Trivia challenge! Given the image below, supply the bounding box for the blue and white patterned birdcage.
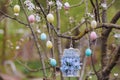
[60,48,82,77]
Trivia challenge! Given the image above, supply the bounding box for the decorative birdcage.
[60,48,82,77]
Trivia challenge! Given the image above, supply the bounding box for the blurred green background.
[0,0,120,80]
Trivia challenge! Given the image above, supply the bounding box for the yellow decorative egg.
[46,40,53,49]
[47,13,54,23]
[14,5,20,16]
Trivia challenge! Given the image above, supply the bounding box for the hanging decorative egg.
[85,48,92,56]
[47,13,54,23]
[91,20,97,28]
[90,31,97,41]
[28,15,35,23]
[40,33,47,40]
[64,2,70,10]
[50,58,57,67]
[13,5,20,16]
[46,40,53,49]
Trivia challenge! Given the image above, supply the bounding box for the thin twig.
[0,10,28,26]
[99,0,116,15]
[16,59,50,72]
[63,20,85,35]
[19,0,47,78]
[90,55,99,78]
[51,23,120,40]
[107,0,116,9]
[56,0,64,80]
[70,0,84,8]
[95,0,101,22]
[90,0,98,21]
[79,56,87,80]
[35,0,47,18]
[80,1,89,80]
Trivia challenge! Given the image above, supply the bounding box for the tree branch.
[35,0,47,18]
[111,11,120,23]
[63,20,85,35]
[103,46,120,75]
[107,0,116,9]
[90,0,96,9]
[90,0,98,21]
[16,59,50,72]
[70,0,84,8]
[100,11,120,71]
[95,0,101,22]
[1,9,119,41]
[19,0,47,78]
[55,0,64,79]
[0,10,28,26]
[51,23,120,40]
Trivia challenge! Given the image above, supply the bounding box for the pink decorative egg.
[28,15,35,23]
[90,31,97,41]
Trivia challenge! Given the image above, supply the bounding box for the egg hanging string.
[85,12,98,80]
[86,16,99,80]
[79,0,89,79]
[48,2,56,79]
[70,36,73,48]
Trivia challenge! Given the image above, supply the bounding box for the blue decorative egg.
[40,33,47,40]
[50,58,57,67]
[85,48,92,56]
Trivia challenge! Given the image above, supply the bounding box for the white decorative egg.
[64,2,70,10]
[91,20,97,28]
